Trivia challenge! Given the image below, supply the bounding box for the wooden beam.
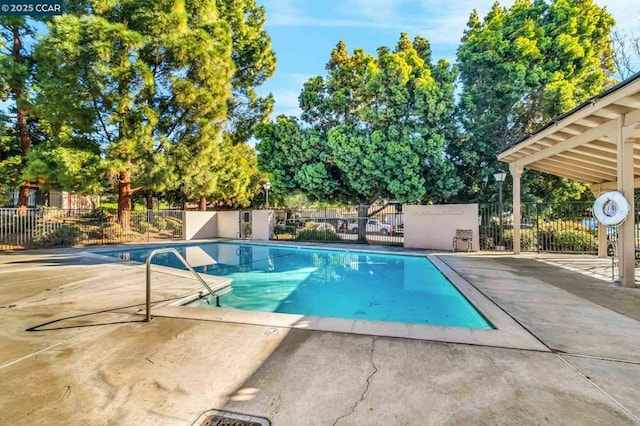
[588,140,640,160]
[539,158,617,180]
[624,108,640,127]
[527,163,602,183]
[534,159,616,181]
[600,104,632,116]
[575,118,603,128]
[564,123,592,134]
[553,152,619,172]
[617,119,637,287]
[573,144,618,161]
[592,109,622,119]
[504,119,618,165]
[597,177,640,190]
[578,115,609,127]
[545,134,570,142]
[615,95,640,109]
[499,77,640,159]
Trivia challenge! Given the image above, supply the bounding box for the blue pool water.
[101,242,492,329]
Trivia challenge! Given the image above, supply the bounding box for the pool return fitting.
[144,248,232,321]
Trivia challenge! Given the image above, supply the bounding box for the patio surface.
[0,242,639,425]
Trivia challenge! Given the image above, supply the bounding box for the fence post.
[536,203,540,254]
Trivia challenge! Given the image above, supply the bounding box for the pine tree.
[36,0,235,225]
[452,0,615,202]
[0,17,35,213]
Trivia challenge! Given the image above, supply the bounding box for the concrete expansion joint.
[332,336,378,426]
[557,354,640,423]
[554,350,640,366]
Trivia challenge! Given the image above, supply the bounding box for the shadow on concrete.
[490,257,640,322]
[24,299,182,332]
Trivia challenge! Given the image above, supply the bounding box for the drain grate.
[196,410,270,426]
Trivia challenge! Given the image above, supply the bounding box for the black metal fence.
[239,210,252,239]
[0,208,184,250]
[479,201,633,254]
[271,204,404,246]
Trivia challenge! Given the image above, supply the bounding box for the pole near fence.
[536,203,540,254]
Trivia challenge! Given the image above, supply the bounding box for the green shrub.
[138,220,151,233]
[101,223,140,240]
[536,221,596,251]
[502,229,538,251]
[32,225,86,248]
[81,207,110,220]
[274,225,296,235]
[154,217,168,231]
[164,216,183,229]
[296,228,341,241]
[555,230,596,252]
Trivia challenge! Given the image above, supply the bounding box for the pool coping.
[88,240,550,352]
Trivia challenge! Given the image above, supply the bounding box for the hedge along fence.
[0,207,185,250]
[501,221,598,253]
[480,201,607,254]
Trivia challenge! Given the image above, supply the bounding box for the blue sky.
[256,0,640,118]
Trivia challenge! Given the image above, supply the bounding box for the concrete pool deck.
[0,242,639,425]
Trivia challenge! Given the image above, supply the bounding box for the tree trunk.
[16,185,30,216]
[146,190,153,210]
[198,197,207,211]
[12,26,32,217]
[357,203,369,243]
[118,171,132,231]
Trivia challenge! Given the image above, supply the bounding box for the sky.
[256,0,640,118]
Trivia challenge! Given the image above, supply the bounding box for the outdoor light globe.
[493,170,507,182]
[263,181,271,191]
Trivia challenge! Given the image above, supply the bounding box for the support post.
[613,118,637,287]
[509,163,523,254]
[590,183,609,258]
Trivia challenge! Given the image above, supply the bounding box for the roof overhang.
[498,73,640,188]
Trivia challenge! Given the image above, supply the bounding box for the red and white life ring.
[592,191,630,227]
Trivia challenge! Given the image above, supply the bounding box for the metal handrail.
[145,248,227,322]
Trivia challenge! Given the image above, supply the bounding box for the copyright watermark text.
[0,0,63,16]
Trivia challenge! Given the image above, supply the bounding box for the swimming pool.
[101,242,492,329]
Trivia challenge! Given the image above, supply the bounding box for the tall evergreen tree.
[36,0,235,225]
[217,0,276,145]
[452,0,615,203]
[257,34,459,241]
[0,17,35,213]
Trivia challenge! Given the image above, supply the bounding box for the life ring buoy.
[593,191,630,227]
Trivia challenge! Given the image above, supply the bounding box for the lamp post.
[493,169,507,250]
[263,181,271,209]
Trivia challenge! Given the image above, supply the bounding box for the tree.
[36,0,235,226]
[257,34,460,241]
[175,0,275,210]
[217,0,276,145]
[452,0,615,203]
[0,17,36,214]
[22,145,104,198]
[207,137,263,209]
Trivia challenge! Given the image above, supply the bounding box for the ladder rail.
[145,248,222,321]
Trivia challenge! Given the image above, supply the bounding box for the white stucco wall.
[183,211,217,240]
[252,210,274,240]
[403,204,479,251]
[217,211,240,239]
